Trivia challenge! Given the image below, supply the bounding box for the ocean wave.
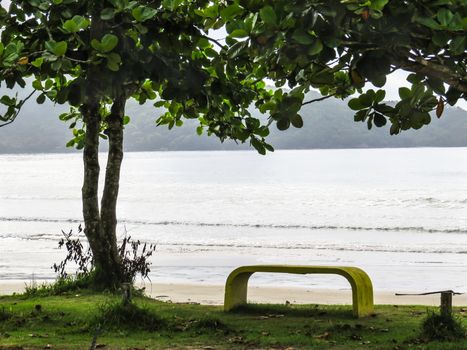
[1,216,467,235]
[154,242,467,255]
[1,234,466,255]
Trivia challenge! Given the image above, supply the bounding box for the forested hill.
[1,91,466,154]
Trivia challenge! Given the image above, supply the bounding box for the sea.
[1,148,466,293]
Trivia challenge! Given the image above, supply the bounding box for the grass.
[421,311,465,341]
[0,291,465,349]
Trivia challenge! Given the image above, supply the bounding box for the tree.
[214,0,466,132]
[0,0,465,288]
[0,0,272,289]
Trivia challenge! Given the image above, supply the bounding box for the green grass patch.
[0,292,465,349]
[94,300,166,331]
[23,274,95,297]
[421,312,465,341]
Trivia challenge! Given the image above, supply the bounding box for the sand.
[1,280,466,306]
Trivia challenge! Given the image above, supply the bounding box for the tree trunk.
[79,2,125,289]
[80,103,106,287]
[100,95,127,284]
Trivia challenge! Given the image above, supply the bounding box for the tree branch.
[394,56,467,94]
[302,93,336,106]
[200,35,225,49]
[0,90,36,128]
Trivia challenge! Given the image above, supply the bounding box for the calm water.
[1,148,466,292]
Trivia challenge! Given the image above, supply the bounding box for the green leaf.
[437,8,453,26]
[308,40,323,56]
[32,79,42,90]
[354,109,367,122]
[101,8,116,21]
[123,116,130,125]
[276,118,290,131]
[31,57,44,68]
[106,53,122,71]
[45,40,67,57]
[0,95,16,106]
[292,30,314,45]
[290,114,304,128]
[390,123,400,135]
[227,40,249,59]
[414,15,441,30]
[358,93,373,108]
[373,112,386,127]
[348,98,363,111]
[66,139,75,148]
[220,4,243,20]
[374,90,386,103]
[230,29,248,38]
[259,6,277,25]
[132,5,157,22]
[251,137,266,155]
[36,93,46,104]
[399,87,411,100]
[449,36,465,55]
[63,16,90,33]
[92,34,119,53]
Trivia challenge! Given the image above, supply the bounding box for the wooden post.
[440,291,452,316]
[122,283,132,305]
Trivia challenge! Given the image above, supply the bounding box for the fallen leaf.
[314,332,331,340]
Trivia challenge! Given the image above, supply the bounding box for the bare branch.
[200,35,225,49]
[302,93,336,106]
[0,90,37,128]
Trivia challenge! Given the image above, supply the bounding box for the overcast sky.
[1,0,465,109]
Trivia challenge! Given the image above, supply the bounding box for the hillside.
[0,91,466,154]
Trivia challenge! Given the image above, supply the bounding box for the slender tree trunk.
[80,103,106,285]
[99,94,127,284]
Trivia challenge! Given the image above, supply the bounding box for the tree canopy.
[0,0,273,150]
[0,0,465,288]
[1,1,466,151]
[212,0,466,136]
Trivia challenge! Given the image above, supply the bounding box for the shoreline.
[1,280,466,306]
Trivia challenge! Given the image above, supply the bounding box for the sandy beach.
[1,280,466,306]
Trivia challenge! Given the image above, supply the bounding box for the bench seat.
[224,265,374,318]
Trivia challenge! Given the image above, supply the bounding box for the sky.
[0,0,465,109]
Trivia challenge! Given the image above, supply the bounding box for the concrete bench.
[224,265,374,318]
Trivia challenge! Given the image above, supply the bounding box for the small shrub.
[421,312,465,341]
[0,306,12,322]
[53,225,156,289]
[53,225,92,278]
[94,301,165,331]
[118,234,156,283]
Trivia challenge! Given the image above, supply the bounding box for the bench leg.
[350,274,374,318]
[224,272,253,311]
